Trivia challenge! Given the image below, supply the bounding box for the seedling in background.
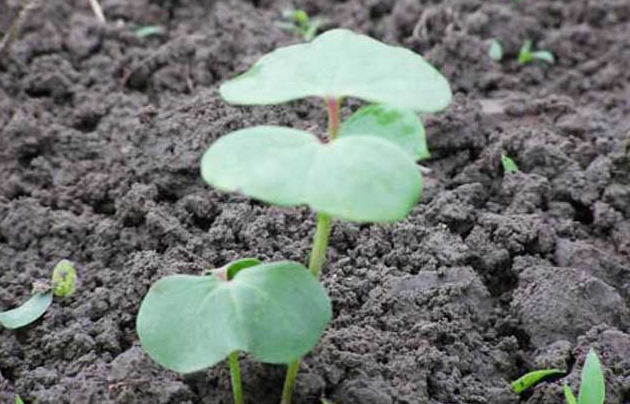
[137,29,451,404]
[501,154,519,173]
[564,349,605,404]
[518,40,555,64]
[489,39,503,61]
[0,260,77,330]
[511,368,564,394]
[133,25,166,38]
[276,9,326,41]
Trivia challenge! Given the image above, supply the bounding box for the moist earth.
[1,0,630,403]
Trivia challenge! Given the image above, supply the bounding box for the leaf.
[564,384,578,404]
[0,292,53,330]
[52,259,77,298]
[201,126,422,223]
[531,50,555,64]
[511,368,564,394]
[489,39,503,61]
[134,25,165,38]
[137,261,331,373]
[321,399,336,404]
[578,349,605,404]
[501,154,519,173]
[338,104,429,161]
[518,40,533,64]
[226,258,262,280]
[15,396,25,404]
[220,29,451,112]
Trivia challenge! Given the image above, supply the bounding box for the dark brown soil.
[1,0,630,403]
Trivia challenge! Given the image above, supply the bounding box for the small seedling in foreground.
[0,260,77,330]
[15,395,25,404]
[511,368,564,394]
[276,9,325,41]
[518,40,555,64]
[564,349,605,404]
[501,154,519,173]
[489,39,503,61]
[137,29,451,404]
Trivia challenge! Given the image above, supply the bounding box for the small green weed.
[518,40,555,64]
[501,154,519,173]
[0,260,77,330]
[276,9,325,41]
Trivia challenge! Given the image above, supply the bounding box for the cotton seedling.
[489,39,503,61]
[501,154,519,173]
[0,260,77,330]
[276,9,325,41]
[15,395,25,404]
[137,29,451,404]
[518,40,555,64]
[563,349,605,404]
[511,368,564,394]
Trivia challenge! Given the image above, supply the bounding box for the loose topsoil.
[1,0,630,403]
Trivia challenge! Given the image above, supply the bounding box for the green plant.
[511,368,564,394]
[489,39,503,61]
[137,29,451,404]
[501,154,519,173]
[518,40,555,64]
[0,260,77,330]
[564,349,605,404]
[15,395,25,404]
[276,9,325,41]
[133,25,165,38]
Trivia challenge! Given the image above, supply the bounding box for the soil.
[1,0,630,403]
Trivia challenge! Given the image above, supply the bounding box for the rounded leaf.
[136,261,331,373]
[220,29,451,112]
[201,126,422,223]
[0,292,53,330]
[52,259,77,298]
[338,104,429,161]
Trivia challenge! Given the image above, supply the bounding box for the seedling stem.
[228,352,244,404]
[281,98,339,404]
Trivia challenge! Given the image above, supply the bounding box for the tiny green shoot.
[321,399,335,404]
[501,154,519,173]
[138,29,451,404]
[15,396,25,404]
[134,25,165,38]
[277,9,325,41]
[489,39,503,61]
[564,349,605,404]
[518,40,555,64]
[0,260,77,330]
[511,368,564,394]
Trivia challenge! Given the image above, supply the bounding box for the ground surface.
[1,0,630,403]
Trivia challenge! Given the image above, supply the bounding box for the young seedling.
[518,40,555,64]
[138,29,451,404]
[501,154,519,173]
[137,259,331,404]
[511,368,564,394]
[276,9,325,41]
[15,395,25,404]
[489,39,503,61]
[563,349,605,404]
[133,25,166,38]
[0,260,77,330]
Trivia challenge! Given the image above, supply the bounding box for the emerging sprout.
[489,39,503,61]
[518,40,555,64]
[564,349,605,404]
[511,368,564,394]
[276,9,325,41]
[0,260,77,330]
[501,154,519,173]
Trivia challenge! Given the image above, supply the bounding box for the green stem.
[280,98,339,404]
[229,352,244,404]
